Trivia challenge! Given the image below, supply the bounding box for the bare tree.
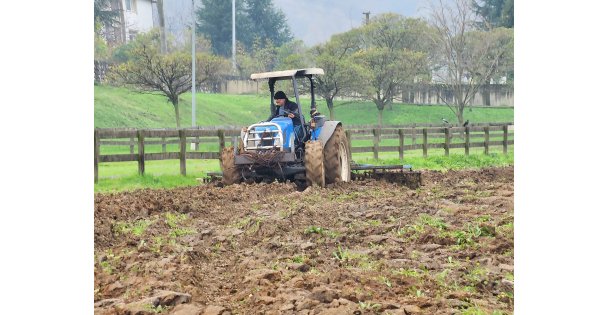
[110,32,230,128]
[426,0,513,125]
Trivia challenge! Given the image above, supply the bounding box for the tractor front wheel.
[305,140,325,187]
[221,146,241,185]
[323,125,351,184]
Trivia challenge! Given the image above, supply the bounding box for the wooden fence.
[94,122,514,183]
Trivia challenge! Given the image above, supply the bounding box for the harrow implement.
[350,164,422,189]
[202,163,421,189]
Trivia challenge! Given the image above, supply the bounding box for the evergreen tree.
[196,0,292,57]
[196,0,247,57]
[472,0,513,29]
[94,0,119,32]
[243,0,292,49]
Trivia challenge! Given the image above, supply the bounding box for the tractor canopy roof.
[250,68,324,81]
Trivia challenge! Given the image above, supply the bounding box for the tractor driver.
[270,91,304,144]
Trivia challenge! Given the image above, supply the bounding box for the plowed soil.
[94,167,514,315]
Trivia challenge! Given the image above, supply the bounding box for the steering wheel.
[282,110,300,119]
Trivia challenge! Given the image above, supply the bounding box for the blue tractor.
[220,68,350,187]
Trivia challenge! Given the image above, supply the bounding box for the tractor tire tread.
[323,125,350,184]
[221,146,240,185]
[305,140,325,187]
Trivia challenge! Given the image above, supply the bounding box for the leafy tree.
[109,31,230,128]
[356,14,430,126]
[95,26,111,60]
[427,0,513,124]
[311,30,368,120]
[275,40,311,70]
[235,37,277,78]
[354,47,427,127]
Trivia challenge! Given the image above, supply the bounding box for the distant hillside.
[94,85,514,128]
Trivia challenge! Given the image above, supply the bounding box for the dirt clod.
[95,167,514,314]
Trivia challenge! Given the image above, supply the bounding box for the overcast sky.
[164,0,427,47]
[273,0,425,46]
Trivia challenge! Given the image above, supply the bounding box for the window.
[128,30,138,41]
[125,0,136,12]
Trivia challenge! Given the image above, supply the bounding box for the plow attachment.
[201,164,422,189]
[351,164,422,189]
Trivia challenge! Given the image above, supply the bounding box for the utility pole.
[232,0,236,70]
[363,11,370,25]
[157,0,167,53]
[191,0,197,149]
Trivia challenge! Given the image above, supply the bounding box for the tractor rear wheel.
[221,146,240,185]
[305,140,325,187]
[323,125,351,184]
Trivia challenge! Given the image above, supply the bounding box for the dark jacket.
[268,99,301,125]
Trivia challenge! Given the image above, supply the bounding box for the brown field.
[94,166,514,315]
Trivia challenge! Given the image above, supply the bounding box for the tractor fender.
[317,121,342,148]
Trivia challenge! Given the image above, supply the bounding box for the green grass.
[352,150,514,170]
[94,85,513,128]
[94,85,514,193]
[94,150,513,193]
[95,173,203,193]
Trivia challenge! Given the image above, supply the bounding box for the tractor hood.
[245,117,294,151]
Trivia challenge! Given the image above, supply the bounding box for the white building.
[103,0,159,44]
[122,0,157,41]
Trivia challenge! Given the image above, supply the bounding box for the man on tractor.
[268,90,304,146]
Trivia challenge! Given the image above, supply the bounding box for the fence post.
[465,127,470,156]
[444,127,450,156]
[161,136,166,153]
[373,128,379,160]
[195,136,200,151]
[423,128,428,158]
[484,126,490,155]
[218,130,226,154]
[503,124,508,154]
[179,129,187,176]
[411,124,416,146]
[137,130,145,176]
[398,129,404,161]
[345,130,352,161]
[129,136,134,154]
[94,129,99,184]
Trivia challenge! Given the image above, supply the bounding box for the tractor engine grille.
[243,122,284,151]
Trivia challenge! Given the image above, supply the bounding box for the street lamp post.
[191,0,197,150]
[232,0,236,70]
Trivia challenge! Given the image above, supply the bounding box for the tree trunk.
[326,98,335,120]
[482,80,491,106]
[173,101,181,128]
[456,106,464,127]
[377,108,384,128]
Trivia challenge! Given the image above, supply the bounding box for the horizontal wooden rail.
[350,132,513,141]
[94,123,514,183]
